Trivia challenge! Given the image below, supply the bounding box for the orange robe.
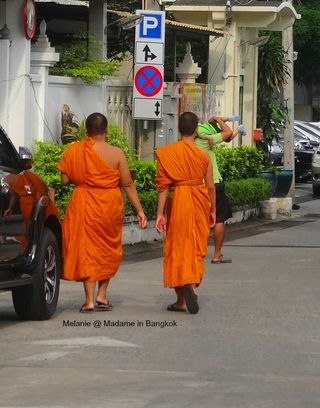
[57,138,123,282]
[156,140,211,288]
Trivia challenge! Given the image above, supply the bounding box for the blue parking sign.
[135,10,165,43]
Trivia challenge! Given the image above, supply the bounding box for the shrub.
[32,142,74,216]
[130,160,157,192]
[125,190,158,220]
[225,178,272,208]
[216,145,264,181]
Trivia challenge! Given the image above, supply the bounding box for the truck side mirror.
[19,146,33,170]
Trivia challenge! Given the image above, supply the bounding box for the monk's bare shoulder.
[106,144,125,158]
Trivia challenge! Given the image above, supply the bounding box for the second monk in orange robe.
[155,112,216,314]
[57,113,147,313]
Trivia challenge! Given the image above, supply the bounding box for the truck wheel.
[12,228,61,320]
[312,180,320,198]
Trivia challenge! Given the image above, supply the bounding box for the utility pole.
[282,0,295,202]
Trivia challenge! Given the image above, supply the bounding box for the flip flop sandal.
[79,304,94,313]
[182,285,199,314]
[211,257,232,264]
[167,304,187,312]
[95,300,113,311]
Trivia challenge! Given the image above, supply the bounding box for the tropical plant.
[62,114,87,144]
[257,33,290,164]
[258,34,290,98]
[256,100,288,159]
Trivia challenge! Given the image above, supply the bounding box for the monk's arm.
[204,160,216,226]
[156,189,168,233]
[119,152,147,228]
[60,172,70,185]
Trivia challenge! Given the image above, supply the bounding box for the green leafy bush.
[130,160,157,192]
[225,178,272,208]
[125,191,158,220]
[216,145,264,181]
[32,142,74,216]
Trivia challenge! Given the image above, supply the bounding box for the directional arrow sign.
[133,98,163,120]
[135,42,164,65]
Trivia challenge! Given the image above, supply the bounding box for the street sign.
[133,98,163,120]
[133,65,164,99]
[133,10,165,120]
[135,42,164,65]
[135,10,165,43]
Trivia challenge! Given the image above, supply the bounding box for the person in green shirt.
[195,116,242,264]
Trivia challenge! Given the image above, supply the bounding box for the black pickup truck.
[0,126,62,320]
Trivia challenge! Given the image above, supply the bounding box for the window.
[0,128,19,170]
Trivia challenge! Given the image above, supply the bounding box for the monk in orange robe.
[57,113,147,313]
[155,112,216,314]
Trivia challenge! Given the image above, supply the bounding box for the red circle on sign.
[134,66,163,97]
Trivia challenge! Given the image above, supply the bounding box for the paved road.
[1,184,320,407]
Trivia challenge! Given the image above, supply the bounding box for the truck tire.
[12,228,61,320]
[312,180,320,198]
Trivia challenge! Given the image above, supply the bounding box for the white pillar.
[88,0,107,59]
[0,39,10,131]
[6,0,31,148]
[30,20,59,144]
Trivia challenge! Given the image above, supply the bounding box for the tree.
[50,33,119,84]
[293,0,320,86]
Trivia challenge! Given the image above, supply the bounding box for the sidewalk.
[123,188,315,264]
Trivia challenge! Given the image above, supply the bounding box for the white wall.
[46,76,106,144]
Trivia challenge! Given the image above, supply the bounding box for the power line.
[0,73,57,143]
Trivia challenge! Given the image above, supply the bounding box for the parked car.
[312,147,320,197]
[294,129,319,151]
[295,148,314,182]
[269,133,314,182]
[0,126,62,320]
[294,121,320,144]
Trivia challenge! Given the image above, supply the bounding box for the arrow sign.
[143,45,157,62]
[133,98,162,120]
[135,42,164,65]
[155,101,161,116]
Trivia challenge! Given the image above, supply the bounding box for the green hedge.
[225,178,272,208]
[32,137,270,220]
[216,145,264,181]
[124,178,272,220]
[130,160,157,192]
[32,142,73,217]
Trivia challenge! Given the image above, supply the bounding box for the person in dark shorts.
[195,116,243,263]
